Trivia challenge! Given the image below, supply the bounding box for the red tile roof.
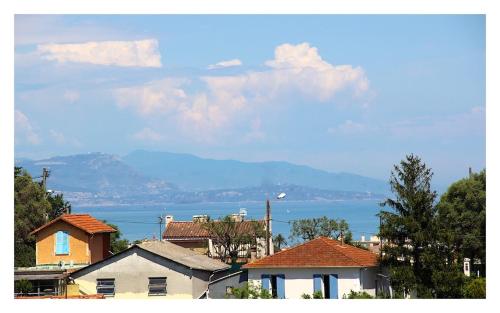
[163,220,265,239]
[30,214,117,236]
[242,237,378,268]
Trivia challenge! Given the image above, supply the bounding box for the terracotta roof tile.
[30,214,117,236]
[242,237,378,268]
[163,220,265,239]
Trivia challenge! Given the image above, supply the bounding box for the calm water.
[73,199,383,242]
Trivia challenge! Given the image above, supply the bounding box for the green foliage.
[463,277,486,299]
[230,282,272,299]
[102,221,130,254]
[15,279,33,295]
[379,154,438,298]
[346,290,374,299]
[290,216,352,243]
[47,193,71,220]
[14,167,51,267]
[301,293,311,299]
[273,233,287,251]
[436,170,486,270]
[202,216,265,264]
[312,290,323,299]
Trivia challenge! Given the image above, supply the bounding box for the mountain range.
[15,150,389,206]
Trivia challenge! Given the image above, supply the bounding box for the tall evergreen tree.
[379,154,437,298]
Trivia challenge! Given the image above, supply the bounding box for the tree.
[435,170,486,271]
[14,167,51,267]
[202,216,265,264]
[47,193,71,220]
[230,282,272,299]
[290,216,352,243]
[273,233,287,252]
[379,154,438,298]
[101,221,130,254]
[463,277,486,298]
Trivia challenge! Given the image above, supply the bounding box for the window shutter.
[62,231,69,254]
[276,274,285,299]
[261,274,270,290]
[55,231,63,254]
[313,274,322,294]
[329,274,338,299]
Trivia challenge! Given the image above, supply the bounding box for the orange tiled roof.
[242,237,378,268]
[30,214,117,236]
[163,220,265,239]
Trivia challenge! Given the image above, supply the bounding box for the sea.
[73,199,384,243]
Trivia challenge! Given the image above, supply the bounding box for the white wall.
[248,267,377,299]
[72,247,199,299]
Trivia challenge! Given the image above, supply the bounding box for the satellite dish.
[277,192,286,199]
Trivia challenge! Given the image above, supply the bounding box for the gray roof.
[138,240,230,272]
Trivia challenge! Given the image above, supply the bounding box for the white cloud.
[63,90,80,103]
[114,78,188,116]
[37,39,162,68]
[244,118,266,142]
[207,59,243,70]
[15,110,40,145]
[132,127,164,142]
[113,42,370,142]
[328,120,367,135]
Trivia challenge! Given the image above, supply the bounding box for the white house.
[69,240,230,299]
[242,236,379,299]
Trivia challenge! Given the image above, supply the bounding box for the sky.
[14,15,485,186]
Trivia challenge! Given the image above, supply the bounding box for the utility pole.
[266,199,271,256]
[469,166,472,178]
[158,215,164,241]
[41,168,50,191]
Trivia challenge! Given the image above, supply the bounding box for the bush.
[15,279,33,295]
[346,290,374,299]
[230,282,273,299]
[463,277,486,299]
[301,293,311,299]
[312,291,323,299]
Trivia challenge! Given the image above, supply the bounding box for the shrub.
[346,290,374,299]
[301,293,311,299]
[463,277,486,299]
[312,291,324,299]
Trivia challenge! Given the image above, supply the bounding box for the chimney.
[192,215,208,223]
[165,215,174,225]
[464,258,471,277]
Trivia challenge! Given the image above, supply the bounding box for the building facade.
[69,241,230,299]
[243,237,379,299]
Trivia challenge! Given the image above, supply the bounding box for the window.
[96,278,115,296]
[313,274,338,299]
[262,274,285,299]
[148,277,167,296]
[55,231,69,255]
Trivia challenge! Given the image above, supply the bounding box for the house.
[69,240,230,299]
[352,235,381,254]
[29,214,117,267]
[242,236,379,299]
[162,213,273,262]
[204,270,248,299]
[14,214,116,297]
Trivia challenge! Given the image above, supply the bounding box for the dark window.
[323,275,331,299]
[270,275,278,298]
[148,277,167,296]
[96,278,115,297]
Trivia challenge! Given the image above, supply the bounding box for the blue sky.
[14,15,485,186]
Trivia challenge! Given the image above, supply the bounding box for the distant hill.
[15,152,176,196]
[15,151,389,206]
[122,150,389,194]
